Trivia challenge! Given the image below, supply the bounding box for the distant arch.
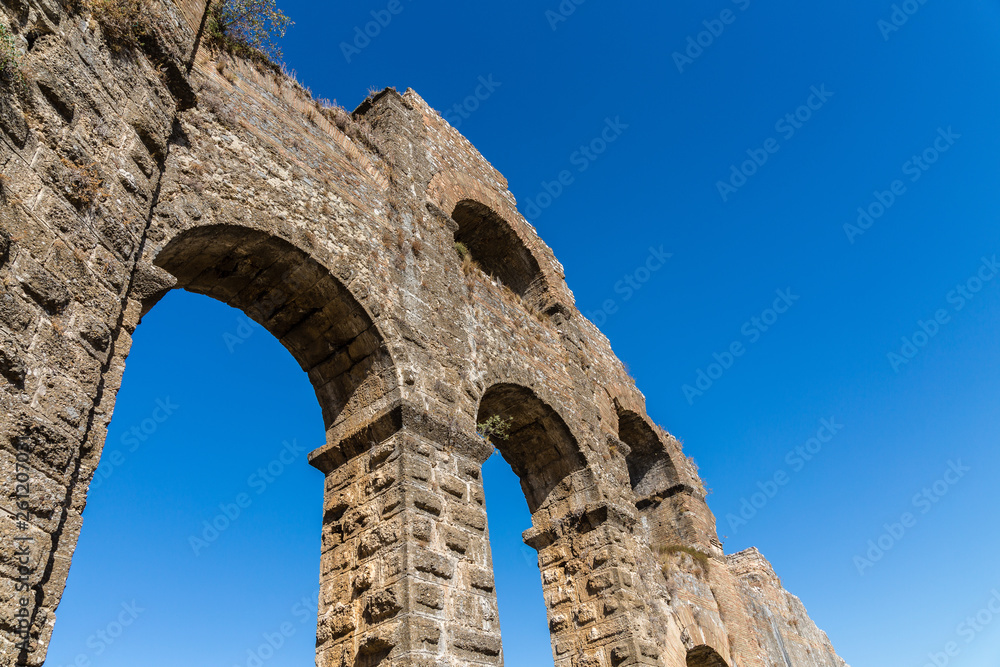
[617,407,681,500]
[687,645,730,667]
[152,224,396,432]
[476,383,586,514]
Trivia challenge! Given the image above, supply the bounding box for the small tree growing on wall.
[477,415,512,456]
[206,0,292,67]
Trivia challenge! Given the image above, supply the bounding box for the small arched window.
[687,645,730,667]
[452,199,545,302]
[617,408,681,500]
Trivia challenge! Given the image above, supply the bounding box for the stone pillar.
[524,498,662,667]
[309,407,503,667]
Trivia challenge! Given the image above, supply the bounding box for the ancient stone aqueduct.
[0,0,850,664]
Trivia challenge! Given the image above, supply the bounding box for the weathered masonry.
[0,0,849,665]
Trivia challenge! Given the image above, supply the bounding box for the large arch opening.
[46,224,394,666]
[151,224,396,432]
[452,200,545,303]
[476,383,589,665]
[687,645,730,667]
[480,452,554,666]
[47,291,326,666]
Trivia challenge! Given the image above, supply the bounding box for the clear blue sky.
[47,1,1000,666]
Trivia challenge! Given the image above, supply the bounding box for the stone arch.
[614,404,723,593]
[426,168,574,312]
[476,382,587,514]
[687,644,730,667]
[33,223,403,667]
[617,407,682,501]
[473,383,651,666]
[452,199,545,302]
[152,224,397,434]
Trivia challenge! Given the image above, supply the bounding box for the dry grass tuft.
[659,545,712,577]
[89,0,153,51]
[461,253,476,277]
